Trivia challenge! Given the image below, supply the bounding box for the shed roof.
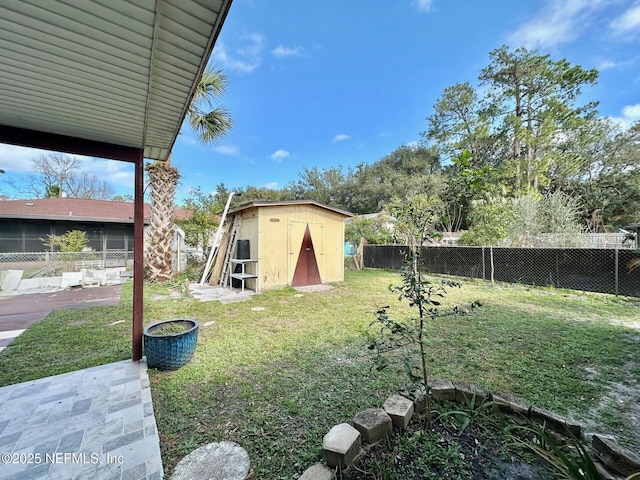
[228,200,354,218]
[0,0,232,162]
[0,197,190,224]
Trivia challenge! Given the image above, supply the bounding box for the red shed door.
[291,224,321,287]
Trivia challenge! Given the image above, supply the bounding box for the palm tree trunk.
[146,158,180,282]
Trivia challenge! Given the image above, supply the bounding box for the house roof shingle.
[0,198,190,223]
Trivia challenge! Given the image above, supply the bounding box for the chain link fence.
[0,251,134,278]
[363,245,640,298]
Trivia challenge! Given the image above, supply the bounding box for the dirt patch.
[150,289,183,301]
[345,411,555,479]
[608,318,640,330]
[294,284,334,293]
[580,375,640,449]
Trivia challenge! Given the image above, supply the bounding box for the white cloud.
[411,0,433,14]
[0,145,96,175]
[609,103,640,128]
[263,182,279,189]
[80,159,134,188]
[333,133,351,142]
[212,32,264,73]
[0,144,53,173]
[270,149,290,162]
[595,56,636,71]
[177,134,198,146]
[0,145,134,195]
[622,103,640,119]
[213,145,239,156]
[610,1,640,37]
[596,59,621,70]
[508,0,613,49]
[177,136,239,156]
[271,45,304,58]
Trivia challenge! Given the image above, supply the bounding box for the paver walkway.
[0,360,163,480]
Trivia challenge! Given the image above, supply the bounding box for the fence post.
[490,247,495,286]
[615,246,619,297]
[482,246,486,280]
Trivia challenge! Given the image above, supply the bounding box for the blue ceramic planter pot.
[143,319,199,370]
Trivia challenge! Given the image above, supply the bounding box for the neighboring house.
[0,198,189,252]
[625,223,640,249]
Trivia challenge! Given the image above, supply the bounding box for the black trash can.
[232,239,250,288]
[236,239,250,260]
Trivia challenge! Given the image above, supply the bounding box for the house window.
[86,227,103,251]
[106,227,126,250]
[0,220,22,252]
[24,221,51,252]
[125,226,135,251]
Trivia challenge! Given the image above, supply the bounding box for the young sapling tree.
[368,194,480,429]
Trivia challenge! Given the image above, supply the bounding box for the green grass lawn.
[0,269,638,479]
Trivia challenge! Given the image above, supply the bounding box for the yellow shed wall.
[234,204,346,291]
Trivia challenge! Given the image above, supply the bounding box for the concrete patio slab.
[0,360,163,480]
[294,284,334,293]
[0,285,122,352]
[187,283,253,304]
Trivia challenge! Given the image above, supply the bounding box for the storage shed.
[216,200,353,292]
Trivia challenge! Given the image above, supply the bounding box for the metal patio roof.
[0,0,233,361]
[0,0,232,161]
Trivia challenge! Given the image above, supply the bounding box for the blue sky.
[1,0,639,202]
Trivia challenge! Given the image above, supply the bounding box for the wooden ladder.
[219,216,241,287]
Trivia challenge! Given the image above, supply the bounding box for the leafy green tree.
[45,185,62,198]
[507,193,544,246]
[177,183,247,251]
[439,150,500,231]
[479,45,598,193]
[458,198,514,246]
[343,145,444,214]
[42,230,88,252]
[240,185,294,202]
[287,166,347,207]
[385,194,442,273]
[112,194,134,202]
[367,201,480,430]
[423,82,494,166]
[345,215,394,245]
[540,191,584,238]
[460,191,585,246]
[177,187,223,250]
[555,118,640,229]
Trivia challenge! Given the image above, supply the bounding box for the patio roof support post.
[132,152,145,361]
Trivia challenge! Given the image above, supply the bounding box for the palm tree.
[145,67,232,282]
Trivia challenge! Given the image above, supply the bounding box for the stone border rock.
[171,441,250,480]
[299,379,640,480]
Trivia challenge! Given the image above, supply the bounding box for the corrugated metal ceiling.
[0,0,231,161]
